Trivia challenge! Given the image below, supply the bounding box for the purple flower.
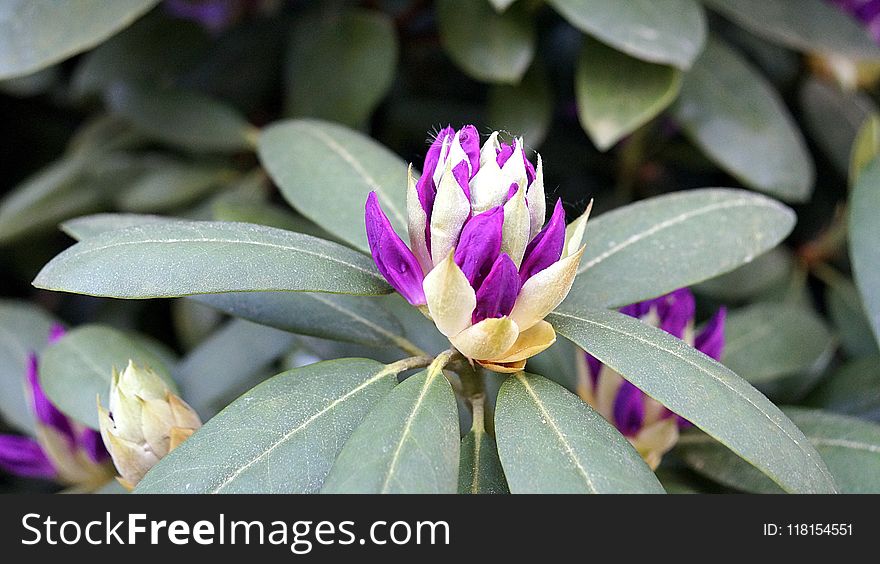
[829,0,880,42]
[164,0,252,33]
[578,289,726,468]
[365,126,592,372]
[0,325,111,486]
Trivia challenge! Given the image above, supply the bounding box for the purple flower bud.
[80,428,110,464]
[473,253,520,324]
[457,124,481,176]
[496,142,537,185]
[613,381,646,437]
[0,435,56,480]
[695,307,727,361]
[454,206,504,289]
[416,126,455,218]
[365,192,426,306]
[520,199,565,282]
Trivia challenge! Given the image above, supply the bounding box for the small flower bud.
[98,361,201,490]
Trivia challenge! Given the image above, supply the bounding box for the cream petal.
[562,199,593,258]
[476,359,527,374]
[509,245,585,331]
[469,159,506,215]
[406,164,432,273]
[488,320,556,363]
[423,251,476,337]
[632,419,680,471]
[527,154,546,240]
[480,131,501,167]
[429,160,471,264]
[450,317,520,360]
[501,184,530,267]
[500,138,527,191]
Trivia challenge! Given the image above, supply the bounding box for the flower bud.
[98,361,201,490]
[577,289,726,468]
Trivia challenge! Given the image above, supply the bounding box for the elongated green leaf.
[458,428,509,494]
[722,303,834,385]
[678,408,880,494]
[33,220,391,298]
[806,357,880,420]
[115,163,233,213]
[437,0,535,83]
[259,119,409,254]
[0,0,159,79]
[322,364,460,493]
[174,319,297,418]
[525,335,581,393]
[674,39,814,201]
[850,158,880,348]
[487,64,552,148]
[826,277,880,358]
[695,247,793,302]
[61,213,176,240]
[548,307,838,493]
[40,324,174,430]
[799,78,876,178]
[495,373,664,493]
[565,189,795,309]
[703,0,880,60]
[136,359,401,493]
[285,10,397,128]
[193,292,413,350]
[575,38,681,150]
[0,301,59,434]
[547,0,706,69]
[490,0,517,11]
[106,83,254,153]
[851,114,880,186]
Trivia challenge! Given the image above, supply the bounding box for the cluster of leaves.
[0,0,878,494]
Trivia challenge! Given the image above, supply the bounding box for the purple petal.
[656,288,695,339]
[473,253,520,324]
[495,142,536,185]
[79,428,109,464]
[613,381,645,437]
[365,192,426,305]
[520,199,566,282]
[457,125,481,178]
[695,307,727,361]
[452,160,472,201]
[505,182,518,202]
[0,434,56,480]
[584,352,602,387]
[416,127,455,213]
[48,324,66,344]
[454,206,504,289]
[26,354,76,446]
[524,155,536,186]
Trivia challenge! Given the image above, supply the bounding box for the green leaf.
[285,10,397,128]
[490,0,517,11]
[135,359,401,493]
[825,277,880,358]
[39,324,175,430]
[0,0,160,79]
[674,38,814,201]
[174,319,297,418]
[547,307,838,493]
[105,82,254,153]
[547,0,706,69]
[115,162,234,213]
[458,428,509,494]
[722,302,834,385]
[799,78,876,178]
[487,64,552,148]
[259,119,409,254]
[678,408,880,494]
[695,247,794,302]
[192,292,414,350]
[851,114,880,187]
[61,213,175,240]
[575,38,682,150]
[33,220,391,298]
[703,0,880,60]
[564,188,796,309]
[495,373,664,493]
[525,335,581,393]
[806,356,880,420]
[437,0,535,84]
[0,156,102,244]
[322,363,460,493]
[0,301,59,434]
[849,158,880,348]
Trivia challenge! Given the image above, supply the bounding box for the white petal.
[527,154,546,240]
[509,246,585,331]
[430,160,471,265]
[501,183,530,266]
[450,317,519,360]
[562,199,593,258]
[405,165,432,273]
[479,131,501,167]
[423,251,476,337]
[500,138,528,193]
[469,159,506,215]
[446,130,472,175]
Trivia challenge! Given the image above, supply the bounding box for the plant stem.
[383,354,434,376]
[456,359,494,436]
